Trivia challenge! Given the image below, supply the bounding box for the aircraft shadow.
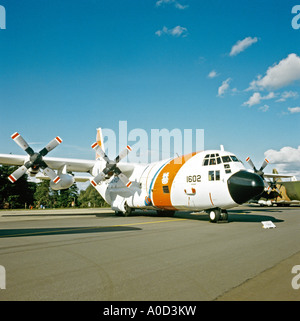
[113,209,284,224]
[2,212,114,218]
[0,225,141,238]
[174,212,284,223]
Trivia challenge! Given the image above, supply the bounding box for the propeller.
[245,156,277,195]
[8,132,62,184]
[245,157,269,178]
[268,179,281,195]
[90,142,132,188]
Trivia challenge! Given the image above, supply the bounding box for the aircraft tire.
[124,202,132,217]
[220,210,228,221]
[209,209,221,223]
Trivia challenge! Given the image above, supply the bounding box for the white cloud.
[265,146,300,164]
[208,70,218,78]
[217,78,231,96]
[155,25,188,37]
[288,107,300,114]
[249,53,300,90]
[276,91,298,102]
[229,37,258,56]
[264,146,300,179]
[156,0,189,9]
[259,104,270,112]
[243,92,261,106]
[243,91,275,107]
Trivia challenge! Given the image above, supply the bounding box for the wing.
[0,153,96,173]
[0,153,27,166]
[0,153,136,176]
[264,173,296,180]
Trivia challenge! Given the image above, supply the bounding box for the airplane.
[272,169,300,204]
[0,129,266,223]
[244,157,299,206]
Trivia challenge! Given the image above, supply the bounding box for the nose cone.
[227,170,264,205]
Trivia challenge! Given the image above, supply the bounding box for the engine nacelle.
[50,174,75,190]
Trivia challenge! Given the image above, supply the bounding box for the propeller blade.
[259,158,269,172]
[11,132,34,155]
[266,185,272,194]
[8,165,28,183]
[115,145,132,163]
[118,173,132,188]
[245,156,257,172]
[43,167,61,184]
[90,171,106,187]
[39,136,63,156]
[91,142,111,163]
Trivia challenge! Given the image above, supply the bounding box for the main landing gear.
[208,208,228,223]
[115,202,133,217]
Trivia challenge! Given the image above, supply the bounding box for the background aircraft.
[245,158,299,206]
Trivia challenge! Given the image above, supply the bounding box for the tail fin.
[96,128,104,159]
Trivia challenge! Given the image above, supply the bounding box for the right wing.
[264,173,297,180]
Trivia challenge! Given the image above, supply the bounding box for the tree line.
[0,165,108,209]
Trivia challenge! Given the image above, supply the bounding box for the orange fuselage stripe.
[152,152,198,210]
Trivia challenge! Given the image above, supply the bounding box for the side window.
[224,164,231,174]
[208,170,220,181]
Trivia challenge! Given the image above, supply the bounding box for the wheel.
[124,202,132,217]
[209,209,221,223]
[220,210,228,221]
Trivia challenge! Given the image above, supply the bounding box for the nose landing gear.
[208,208,228,223]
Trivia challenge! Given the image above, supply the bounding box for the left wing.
[0,153,96,173]
[0,154,28,166]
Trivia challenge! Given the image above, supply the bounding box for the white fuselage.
[92,150,248,213]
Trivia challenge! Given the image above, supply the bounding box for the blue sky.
[0,0,300,176]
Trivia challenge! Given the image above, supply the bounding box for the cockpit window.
[230,155,239,162]
[209,158,216,165]
[221,156,232,163]
[203,153,239,166]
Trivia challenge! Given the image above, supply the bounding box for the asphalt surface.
[0,205,300,301]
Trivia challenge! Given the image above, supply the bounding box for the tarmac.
[0,205,300,301]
